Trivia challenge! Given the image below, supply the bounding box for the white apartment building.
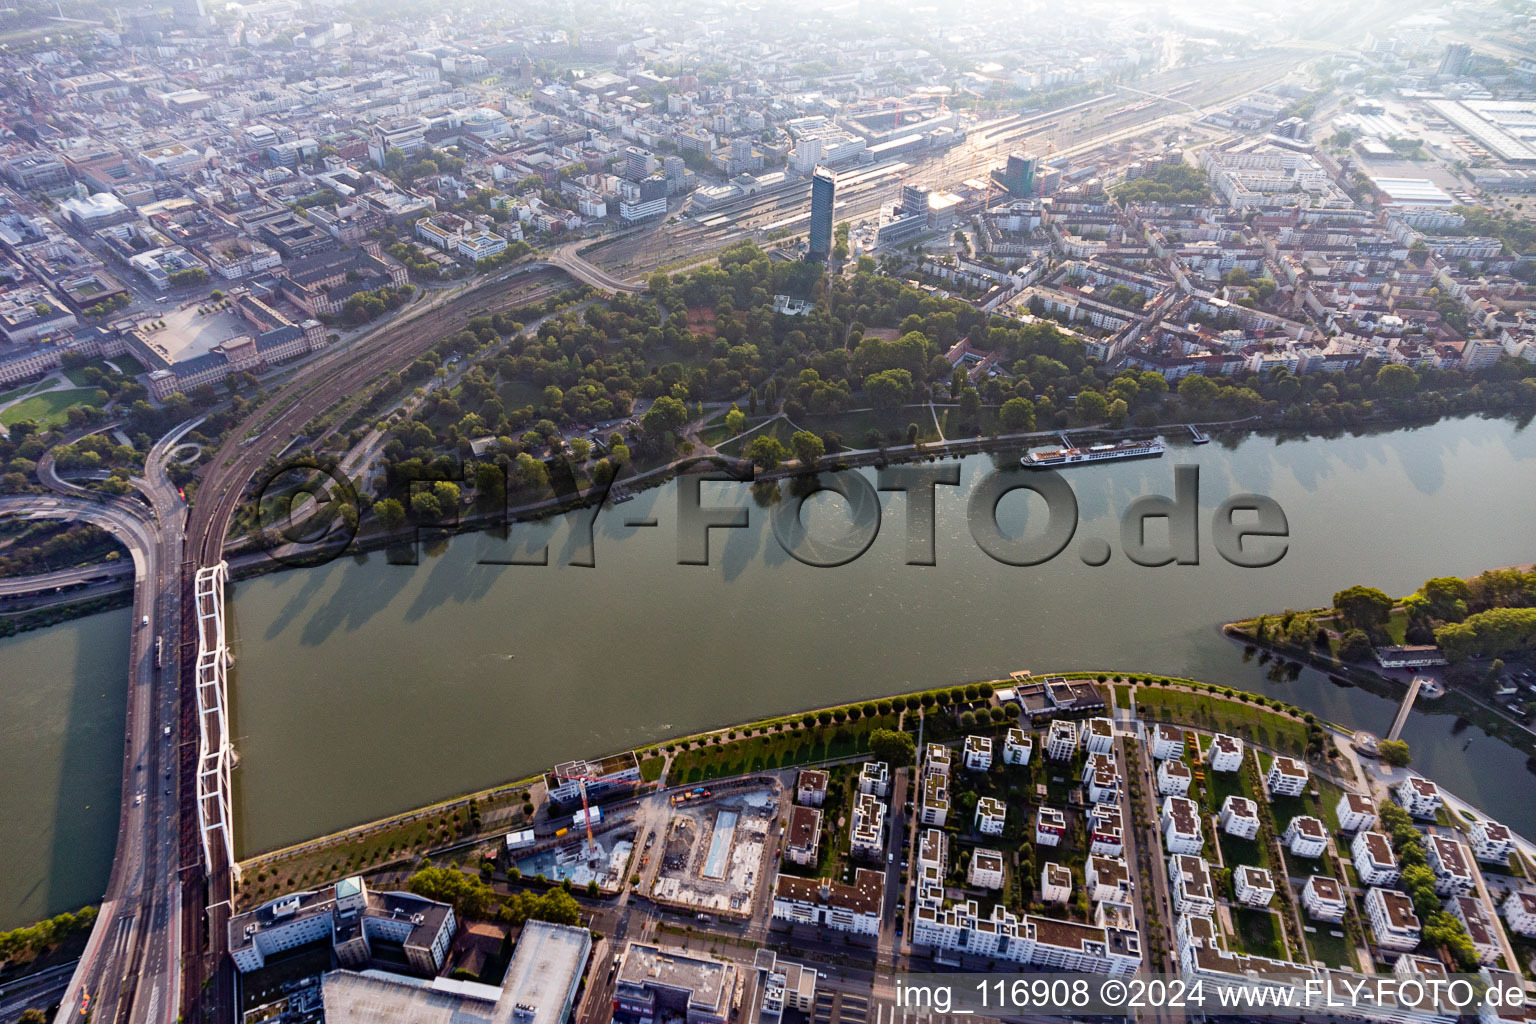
[1302,875,1348,922]
[1088,803,1124,857]
[1082,717,1115,755]
[975,796,1006,836]
[772,870,884,936]
[909,900,1141,975]
[1500,890,1536,938]
[1395,777,1442,820]
[849,792,886,861]
[784,806,821,867]
[1206,734,1244,772]
[920,772,949,827]
[797,769,829,807]
[1448,895,1503,966]
[1336,792,1377,833]
[968,848,1006,891]
[1161,796,1203,855]
[1157,758,1192,796]
[1364,887,1421,952]
[1283,816,1328,859]
[1219,796,1260,839]
[1265,756,1309,797]
[859,761,890,798]
[1234,866,1276,907]
[1036,806,1066,847]
[1352,831,1401,886]
[1426,836,1476,897]
[1003,728,1032,766]
[963,735,993,771]
[1041,862,1073,903]
[1083,753,1121,804]
[1469,819,1513,865]
[1169,854,1217,917]
[1046,720,1077,761]
[1151,724,1185,761]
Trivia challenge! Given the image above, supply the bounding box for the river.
[0,608,129,930]
[3,414,1535,928]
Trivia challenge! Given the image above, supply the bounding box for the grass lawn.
[939,406,1003,439]
[63,360,117,387]
[1230,907,1289,960]
[1132,687,1311,756]
[665,715,901,783]
[0,387,102,428]
[0,378,55,406]
[795,407,940,447]
[639,755,665,782]
[110,354,147,376]
[1303,922,1357,970]
[717,417,797,457]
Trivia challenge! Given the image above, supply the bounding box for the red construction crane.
[555,772,656,853]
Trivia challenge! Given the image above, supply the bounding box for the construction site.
[512,808,638,893]
[648,781,783,920]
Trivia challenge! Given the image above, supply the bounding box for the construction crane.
[554,770,657,854]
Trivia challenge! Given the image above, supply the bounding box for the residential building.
[1086,855,1132,905]
[963,734,992,771]
[1426,836,1476,897]
[457,230,507,262]
[1265,756,1309,797]
[1352,831,1401,886]
[1150,725,1185,761]
[1046,719,1077,761]
[1302,875,1348,922]
[797,769,828,807]
[1395,777,1443,820]
[229,877,455,975]
[1469,819,1514,865]
[771,869,884,935]
[1206,734,1243,772]
[1157,758,1192,796]
[1088,803,1125,856]
[1015,678,1107,720]
[1082,717,1115,755]
[975,796,1006,836]
[1003,729,1032,765]
[1036,806,1067,847]
[1083,753,1120,804]
[1220,796,1260,840]
[784,806,821,867]
[919,771,949,827]
[1234,866,1276,907]
[969,848,1006,890]
[858,761,889,798]
[808,166,835,263]
[614,943,736,1024]
[1283,816,1328,859]
[909,901,1140,975]
[1364,887,1421,952]
[1040,862,1072,903]
[1337,793,1377,833]
[1169,854,1216,917]
[850,793,885,861]
[1161,796,1203,855]
[1500,890,1536,938]
[1448,896,1503,966]
[753,950,815,1020]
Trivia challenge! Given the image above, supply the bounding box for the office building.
[807,166,835,263]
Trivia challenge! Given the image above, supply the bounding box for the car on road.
[141,615,149,627]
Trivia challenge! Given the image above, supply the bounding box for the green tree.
[863,368,914,410]
[1337,628,1374,662]
[868,727,916,767]
[1074,389,1108,424]
[745,435,788,469]
[790,430,825,467]
[724,404,746,435]
[374,497,406,530]
[1332,585,1394,632]
[999,396,1035,432]
[1377,739,1412,767]
[1376,363,1420,396]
